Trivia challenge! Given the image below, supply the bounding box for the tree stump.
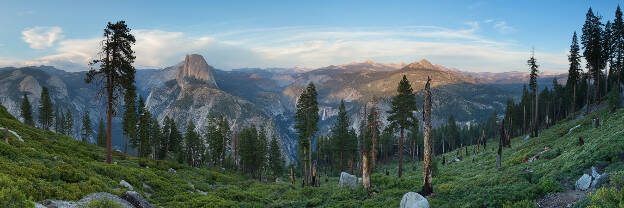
[4,128,8,144]
[578,136,584,146]
[595,118,600,128]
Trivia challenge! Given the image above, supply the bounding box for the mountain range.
[0,55,567,161]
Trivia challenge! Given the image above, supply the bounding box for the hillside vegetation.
[1,103,624,207]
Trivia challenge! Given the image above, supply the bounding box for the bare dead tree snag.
[421,76,434,196]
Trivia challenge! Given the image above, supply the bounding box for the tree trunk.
[422,77,433,196]
[4,128,8,144]
[371,129,377,173]
[106,74,113,164]
[586,78,591,115]
[124,135,128,154]
[398,127,404,178]
[573,85,577,118]
[362,151,370,189]
[523,104,526,135]
[303,148,308,186]
[308,136,312,186]
[534,86,539,137]
[290,166,295,184]
[340,151,343,172]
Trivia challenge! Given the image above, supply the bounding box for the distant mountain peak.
[175,54,218,88]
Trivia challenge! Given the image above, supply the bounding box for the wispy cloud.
[21,26,64,50]
[3,23,566,72]
[493,21,516,33]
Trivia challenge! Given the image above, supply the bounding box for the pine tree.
[122,87,137,154]
[20,93,34,126]
[331,100,350,172]
[217,115,231,167]
[38,87,54,130]
[137,96,151,158]
[386,75,418,178]
[58,111,65,135]
[239,126,259,177]
[85,21,136,164]
[257,126,268,181]
[581,8,606,107]
[150,118,162,160]
[81,109,92,142]
[615,6,624,91]
[96,118,106,147]
[184,120,204,167]
[206,115,222,166]
[294,83,319,185]
[64,109,73,137]
[568,32,582,116]
[528,51,540,137]
[268,136,284,180]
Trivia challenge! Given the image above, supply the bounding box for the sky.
[0,0,621,72]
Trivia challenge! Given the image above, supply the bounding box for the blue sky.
[0,0,621,72]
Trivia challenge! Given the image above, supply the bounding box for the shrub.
[85,198,124,208]
[538,178,562,194]
[0,187,34,208]
[588,187,624,208]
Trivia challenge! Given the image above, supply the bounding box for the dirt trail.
[536,190,587,208]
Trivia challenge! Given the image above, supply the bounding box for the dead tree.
[290,167,295,185]
[497,120,505,169]
[4,128,8,144]
[421,76,434,196]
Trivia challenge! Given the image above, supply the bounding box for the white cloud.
[493,21,515,33]
[3,24,567,72]
[21,26,64,50]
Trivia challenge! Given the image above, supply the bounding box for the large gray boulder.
[120,191,154,208]
[400,192,430,208]
[592,173,611,190]
[120,180,134,191]
[339,172,357,187]
[576,174,592,191]
[41,192,134,208]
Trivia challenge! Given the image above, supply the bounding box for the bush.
[85,198,124,208]
[0,187,34,208]
[538,178,562,194]
[588,187,624,208]
[608,89,621,111]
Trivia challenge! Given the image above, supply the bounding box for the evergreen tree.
[58,111,65,135]
[96,118,106,147]
[268,136,284,179]
[149,118,162,160]
[614,6,624,91]
[38,87,54,130]
[205,115,222,166]
[184,120,204,167]
[294,83,319,185]
[122,87,137,154]
[137,96,151,157]
[85,21,136,164]
[528,52,540,137]
[217,115,231,167]
[386,75,418,178]
[581,8,606,106]
[239,126,260,178]
[64,109,73,137]
[257,126,269,181]
[54,107,61,133]
[567,32,582,115]
[81,109,92,142]
[20,93,34,126]
[331,100,350,171]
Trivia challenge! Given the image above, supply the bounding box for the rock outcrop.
[41,192,134,208]
[576,174,591,191]
[120,191,154,208]
[339,172,357,187]
[400,192,430,208]
[175,54,218,89]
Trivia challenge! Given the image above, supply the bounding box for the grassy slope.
[1,103,624,207]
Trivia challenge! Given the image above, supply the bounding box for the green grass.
[1,104,624,207]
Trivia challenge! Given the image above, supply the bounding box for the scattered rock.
[35,203,46,208]
[445,157,461,165]
[197,190,208,195]
[400,192,430,208]
[536,190,587,208]
[120,180,133,191]
[275,177,281,183]
[338,172,357,188]
[591,166,600,179]
[567,124,581,135]
[576,174,591,191]
[114,162,118,165]
[142,183,153,198]
[41,192,134,208]
[188,182,195,189]
[168,168,176,173]
[523,135,530,142]
[120,191,154,208]
[591,173,611,190]
[358,177,362,184]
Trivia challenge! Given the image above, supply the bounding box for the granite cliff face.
[175,54,218,89]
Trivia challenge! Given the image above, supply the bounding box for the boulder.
[591,166,601,179]
[188,182,195,189]
[339,172,357,187]
[120,180,133,191]
[523,135,530,142]
[358,178,362,184]
[168,168,176,173]
[142,183,153,198]
[120,191,154,208]
[445,157,461,165]
[591,173,611,190]
[576,174,591,191]
[41,192,134,208]
[400,192,430,208]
